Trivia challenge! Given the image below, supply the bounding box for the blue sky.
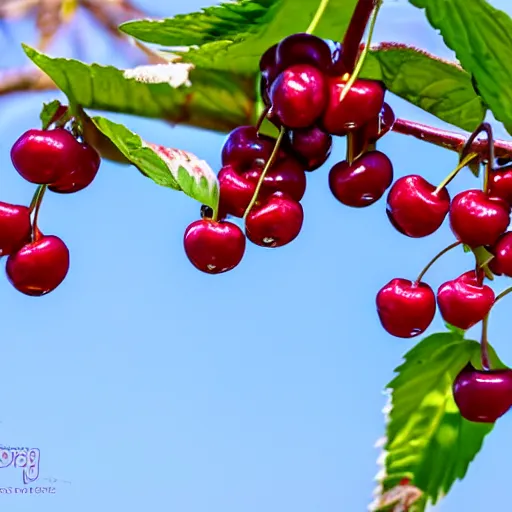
[0,1,511,510]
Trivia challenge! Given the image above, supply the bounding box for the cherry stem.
[392,118,512,160]
[346,132,355,165]
[337,0,382,106]
[415,241,462,284]
[434,152,479,194]
[243,127,286,219]
[30,184,47,242]
[305,0,330,34]
[494,286,512,304]
[480,313,491,371]
[342,0,377,73]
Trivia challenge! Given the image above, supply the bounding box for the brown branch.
[0,67,56,95]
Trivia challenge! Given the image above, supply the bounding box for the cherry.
[259,44,279,85]
[275,33,332,73]
[437,270,495,330]
[0,202,31,257]
[221,126,275,171]
[286,126,332,171]
[386,175,450,238]
[449,189,510,247]
[322,78,385,135]
[245,192,303,248]
[11,128,81,184]
[270,64,327,128]
[329,151,393,208]
[6,235,70,296]
[325,40,347,76]
[218,165,257,218]
[489,231,512,277]
[376,278,436,338]
[488,168,512,206]
[453,364,512,423]
[364,103,396,142]
[183,219,245,274]
[48,141,101,194]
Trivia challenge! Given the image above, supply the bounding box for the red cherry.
[449,189,510,247]
[488,168,512,206]
[363,103,396,142]
[6,235,70,296]
[183,219,245,274]
[270,64,327,128]
[0,202,31,257]
[325,40,347,76]
[11,128,81,184]
[286,126,332,171]
[376,278,436,338]
[489,231,512,277]
[259,44,279,85]
[48,141,100,194]
[221,126,275,171]
[322,78,385,135]
[386,175,450,237]
[453,364,512,423]
[329,151,393,208]
[437,270,495,330]
[275,33,332,72]
[218,165,257,218]
[245,192,303,248]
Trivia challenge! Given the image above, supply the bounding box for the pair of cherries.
[0,122,100,296]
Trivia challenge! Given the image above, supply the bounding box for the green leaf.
[471,245,495,281]
[362,44,486,131]
[23,45,257,133]
[40,100,63,129]
[120,0,359,74]
[373,332,495,510]
[408,0,512,134]
[91,116,219,210]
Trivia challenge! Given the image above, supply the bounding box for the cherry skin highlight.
[386,175,450,238]
[453,365,512,423]
[489,231,512,277]
[11,128,82,184]
[488,168,512,206]
[0,202,32,257]
[322,78,385,135]
[245,192,303,248]
[437,270,495,330]
[376,278,436,338]
[270,64,327,128]
[6,235,70,296]
[286,126,332,171]
[449,189,510,247]
[49,141,101,194]
[183,219,245,274]
[329,151,393,208]
[275,33,332,72]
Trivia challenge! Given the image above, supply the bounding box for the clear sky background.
[0,1,511,511]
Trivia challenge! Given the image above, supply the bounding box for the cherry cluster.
[0,108,100,296]
[183,32,394,274]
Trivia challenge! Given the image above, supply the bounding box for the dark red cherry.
[0,202,31,257]
[221,126,275,171]
[48,141,100,194]
[489,231,512,277]
[275,33,332,72]
[260,76,271,107]
[11,128,81,184]
[386,175,450,237]
[245,192,303,248]
[183,219,245,274]
[329,151,393,208]
[364,103,396,142]
[322,78,385,135]
[437,270,495,330]
[453,364,512,423]
[259,44,279,85]
[270,64,327,128]
[325,40,347,76]
[449,189,510,247]
[376,278,436,338]
[488,168,512,206]
[6,235,70,296]
[286,126,332,171]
